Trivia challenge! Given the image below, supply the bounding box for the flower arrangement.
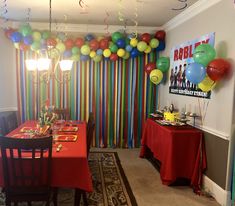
[38,99,57,127]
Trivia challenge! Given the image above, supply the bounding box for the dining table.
[0,120,93,193]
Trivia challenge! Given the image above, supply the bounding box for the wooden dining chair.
[0,136,54,206]
[3,112,18,134]
[54,108,70,120]
[87,112,95,157]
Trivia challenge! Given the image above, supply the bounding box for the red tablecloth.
[0,121,93,192]
[140,118,206,193]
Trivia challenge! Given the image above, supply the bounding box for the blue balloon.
[130,48,139,58]
[85,33,94,42]
[156,41,165,51]
[11,32,22,43]
[116,38,126,48]
[96,49,103,56]
[186,62,206,84]
[80,54,89,61]
[126,45,133,52]
[23,35,33,45]
[127,33,136,40]
[63,50,72,58]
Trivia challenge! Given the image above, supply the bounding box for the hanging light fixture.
[25,0,73,83]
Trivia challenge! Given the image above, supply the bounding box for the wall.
[160,0,235,204]
[0,29,17,111]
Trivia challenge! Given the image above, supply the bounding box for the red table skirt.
[140,118,206,193]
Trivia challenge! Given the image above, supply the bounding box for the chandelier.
[25,0,73,84]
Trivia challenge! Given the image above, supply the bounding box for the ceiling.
[4,0,200,27]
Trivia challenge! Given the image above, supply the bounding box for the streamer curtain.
[16,50,159,148]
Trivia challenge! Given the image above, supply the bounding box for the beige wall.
[161,0,235,139]
[0,29,17,111]
[160,0,235,191]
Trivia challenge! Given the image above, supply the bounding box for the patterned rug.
[0,152,137,206]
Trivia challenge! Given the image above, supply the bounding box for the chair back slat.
[3,112,18,134]
[87,113,95,156]
[0,136,52,204]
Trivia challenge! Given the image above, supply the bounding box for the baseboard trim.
[203,175,230,206]
[0,107,18,112]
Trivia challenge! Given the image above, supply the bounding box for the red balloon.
[75,37,84,48]
[140,33,151,44]
[144,62,156,74]
[65,38,74,49]
[99,39,109,50]
[207,58,231,81]
[4,28,16,39]
[47,38,57,48]
[155,30,166,41]
[89,39,99,51]
[110,53,118,61]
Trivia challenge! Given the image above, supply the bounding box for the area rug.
[0,152,137,206]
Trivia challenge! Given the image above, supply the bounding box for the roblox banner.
[169,32,215,98]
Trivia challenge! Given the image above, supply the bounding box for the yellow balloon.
[89,51,96,58]
[198,76,216,92]
[130,38,138,47]
[32,31,42,41]
[103,49,111,58]
[117,48,125,57]
[150,69,163,85]
[14,43,20,49]
[144,46,151,54]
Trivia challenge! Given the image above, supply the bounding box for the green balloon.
[42,31,50,40]
[56,42,66,53]
[125,38,130,46]
[93,55,102,62]
[157,57,170,72]
[137,41,147,52]
[150,38,159,49]
[193,44,216,66]
[30,41,41,51]
[72,46,80,55]
[81,45,90,55]
[109,44,118,53]
[111,32,123,43]
[20,24,32,37]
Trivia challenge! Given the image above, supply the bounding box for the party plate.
[53,134,77,142]
[59,126,78,132]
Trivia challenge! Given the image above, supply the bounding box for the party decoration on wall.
[206,58,231,81]
[169,32,231,98]
[193,43,216,66]
[157,57,170,72]
[169,32,215,98]
[198,76,216,92]
[150,69,163,85]
[4,23,166,61]
[172,0,188,11]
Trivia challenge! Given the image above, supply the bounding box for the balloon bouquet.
[144,30,169,85]
[186,43,231,92]
[4,24,167,63]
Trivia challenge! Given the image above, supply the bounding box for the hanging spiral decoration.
[118,0,124,22]
[104,11,110,36]
[1,0,8,29]
[78,0,89,14]
[26,8,31,24]
[172,0,188,11]
[131,4,138,39]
